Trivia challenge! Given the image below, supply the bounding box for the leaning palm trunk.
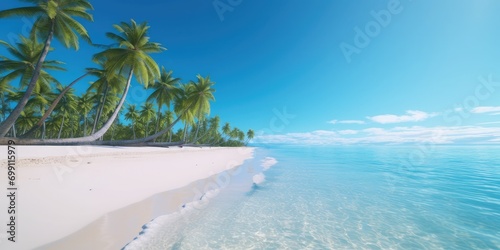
[58,116,65,139]
[0,68,134,144]
[0,21,55,137]
[92,84,109,134]
[20,73,90,138]
[0,110,184,145]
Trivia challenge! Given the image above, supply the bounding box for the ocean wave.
[123,188,221,250]
[261,157,278,171]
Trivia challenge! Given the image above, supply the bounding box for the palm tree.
[0,34,65,132]
[13,79,56,138]
[19,71,90,138]
[147,67,179,134]
[86,64,125,134]
[84,19,164,140]
[222,122,231,142]
[174,84,195,142]
[0,34,65,89]
[0,0,93,137]
[125,104,139,139]
[246,129,254,145]
[139,102,155,136]
[16,110,38,136]
[77,93,93,136]
[161,110,174,142]
[53,86,77,138]
[0,76,14,122]
[1,19,164,144]
[185,75,215,142]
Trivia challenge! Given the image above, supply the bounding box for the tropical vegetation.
[0,0,254,146]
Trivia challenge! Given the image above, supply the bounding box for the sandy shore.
[0,145,254,249]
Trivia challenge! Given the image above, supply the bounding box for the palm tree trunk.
[92,84,109,134]
[182,123,188,142]
[19,73,90,138]
[0,68,134,144]
[132,124,136,139]
[42,121,46,139]
[193,118,202,143]
[0,97,195,145]
[83,114,87,136]
[58,116,65,139]
[0,20,55,137]
[11,124,16,138]
[154,104,162,142]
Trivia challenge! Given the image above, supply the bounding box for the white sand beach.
[0,145,254,250]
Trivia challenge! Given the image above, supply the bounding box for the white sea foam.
[252,173,266,185]
[261,157,278,171]
[124,188,221,249]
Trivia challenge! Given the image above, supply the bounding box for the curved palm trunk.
[193,119,202,143]
[0,68,134,144]
[0,99,194,145]
[20,73,90,138]
[83,113,88,136]
[92,84,109,134]
[132,123,136,139]
[0,21,55,137]
[58,116,65,139]
[154,104,162,142]
[42,121,46,139]
[182,123,188,142]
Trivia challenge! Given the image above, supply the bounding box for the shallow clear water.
[126,145,500,249]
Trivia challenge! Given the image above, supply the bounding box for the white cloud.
[368,110,437,124]
[471,106,500,115]
[254,126,500,145]
[328,120,365,125]
[338,130,358,135]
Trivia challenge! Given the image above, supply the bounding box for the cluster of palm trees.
[0,0,254,146]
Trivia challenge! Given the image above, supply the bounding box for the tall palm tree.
[0,35,65,89]
[125,104,139,139]
[174,83,195,142]
[84,19,164,140]
[222,122,231,141]
[16,110,38,136]
[53,86,77,138]
[147,67,179,134]
[13,79,56,138]
[0,34,64,132]
[1,19,164,144]
[185,75,215,142]
[0,0,93,137]
[86,64,125,134]
[77,92,93,136]
[139,102,155,136]
[246,129,254,145]
[19,71,90,138]
[162,110,174,142]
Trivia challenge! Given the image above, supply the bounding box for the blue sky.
[2,0,500,144]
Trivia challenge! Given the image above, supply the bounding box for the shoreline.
[0,145,254,250]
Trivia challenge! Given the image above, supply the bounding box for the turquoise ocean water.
[126,146,500,249]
